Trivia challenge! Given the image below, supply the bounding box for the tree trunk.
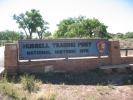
[38,32,43,39]
[23,28,28,39]
[89,30,93,38]
[28,29,32,39]
[30,32,32,39]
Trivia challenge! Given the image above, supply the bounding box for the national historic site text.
[23,42,92,55]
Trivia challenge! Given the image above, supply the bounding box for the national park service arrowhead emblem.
[97,40,106,54]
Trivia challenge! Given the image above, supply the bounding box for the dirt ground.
[42,84,133,100]
[1,70,133,100]
[40,72,133,100]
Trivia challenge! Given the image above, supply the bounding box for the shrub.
[29,90,56,100]
[0,75,28,99]
[20,74,42,93]
[0,74,42,99]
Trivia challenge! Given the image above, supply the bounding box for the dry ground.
[1,71,133,100]
[39,72,133,100]
[42,84,133,100]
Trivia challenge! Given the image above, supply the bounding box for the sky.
[0,0,133,34]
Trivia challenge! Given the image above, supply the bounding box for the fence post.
[125,50,128,56]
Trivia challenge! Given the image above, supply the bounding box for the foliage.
[13,9,49,39]
[0,74,46,100]
[29,90,56,100]
[122,76,133,85]
[0,31,9,40]
[125,32,133,38]
[53,17,76,38]
[5,30,22,42]
[89,68,106,77]
[115,32,133,39]
[0,74,28,99]
[43,31,52,39]
[116,33,125,38]
[0,71,132,100]
[53,16,111,38]
[0,30,23,41]
[88,97,96,100]
[108,83,115,89]
[20,74,42,93]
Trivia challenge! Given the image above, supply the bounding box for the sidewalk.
[0,67,4,78]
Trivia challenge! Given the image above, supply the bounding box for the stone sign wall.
[4,41,133,75]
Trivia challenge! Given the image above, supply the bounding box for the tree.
[42,31,52,39]
[66,16,86,38]
[0,31,9,40]
[13,9,49,39]
[0,30,22,42]
[19,31,27,40]
[54,17,76,38]
[125,32,133,38]
[116,33,124,38]
[53,16,111,38]
[82,18,111,38]
[6,30,21,42]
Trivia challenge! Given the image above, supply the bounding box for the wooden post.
[125,49,128,56]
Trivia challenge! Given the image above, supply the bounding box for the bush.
[0,76,28,99]
[0,74,43,99]
[20,74,42,93]
[29,91,56,100]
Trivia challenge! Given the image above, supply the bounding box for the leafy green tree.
[19,31,27,40]
[125,32,133,38]
[43,31,52,39]
[6,30,20,42]
[13,9,49,39]
[54,17,76,38]
[53,16,111,38]
[116,33,124,38]
[66,16,86,38]
[0,31,10,40]
[0,30,22,42]
[82,18,111,38]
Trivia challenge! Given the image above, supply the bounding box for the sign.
[18,39,109,60]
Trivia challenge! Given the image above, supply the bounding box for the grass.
[29,90,56,100]
[96,85,104,95]
[26,68,108,85]
[119,89,124,93]
[96,83,110,95]
[60,83,67,89]
[87,97,96,100]
[96,83,115,95]
[89,68,106,77]
[20,74,42,93]
[108,83,115,89]
[0,73,56,100]
[0,69,133,99]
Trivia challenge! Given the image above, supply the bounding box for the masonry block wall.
[18,58,111,73]
[4,41,133,75]
[4,43,18,75]
[109,41,121,65]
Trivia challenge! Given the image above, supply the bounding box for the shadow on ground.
[16,68,133,86]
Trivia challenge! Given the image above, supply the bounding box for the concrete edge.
[0,68,4,78]
[99,63,133,69]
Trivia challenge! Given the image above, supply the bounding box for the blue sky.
[0,0,133,34]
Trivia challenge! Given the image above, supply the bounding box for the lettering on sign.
[18,39,109,60]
